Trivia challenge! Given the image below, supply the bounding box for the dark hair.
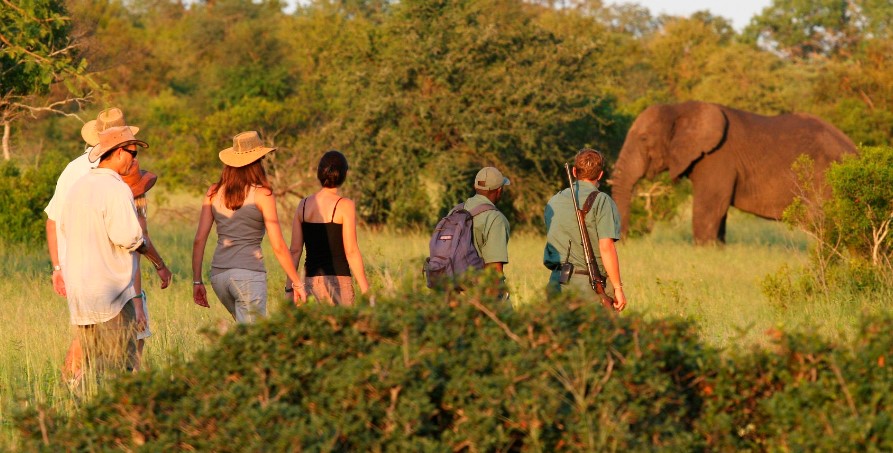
[210,159,271,210]
[317,150,348,188]
[574,148,606,180]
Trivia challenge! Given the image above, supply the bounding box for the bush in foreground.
[13,279,893,450]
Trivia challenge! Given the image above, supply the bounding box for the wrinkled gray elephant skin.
[611,101,856,245]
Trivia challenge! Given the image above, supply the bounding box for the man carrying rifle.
[543,148,628,311]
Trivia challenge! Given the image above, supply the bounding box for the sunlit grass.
[1,194,889,448]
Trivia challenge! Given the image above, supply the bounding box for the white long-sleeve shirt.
[60,168,144,325]
[43,149,98,266]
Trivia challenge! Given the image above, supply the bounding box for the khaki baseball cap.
[474,167,510,191]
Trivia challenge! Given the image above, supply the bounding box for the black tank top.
[302,197,351,277]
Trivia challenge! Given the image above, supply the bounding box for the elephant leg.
[690,160,735,245]
[717,213,728,243]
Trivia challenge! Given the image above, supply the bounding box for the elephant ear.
[667,102,727,179]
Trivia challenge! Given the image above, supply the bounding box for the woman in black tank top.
[286,151,370,306]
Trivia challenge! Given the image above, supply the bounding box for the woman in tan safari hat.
[191,131,305,323]
[286,150,370,306]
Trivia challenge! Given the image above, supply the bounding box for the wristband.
[133,294,143,300]
[193,281,204,286]
[153,261,166,270]
[52,265,62,272]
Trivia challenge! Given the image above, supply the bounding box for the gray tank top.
[210,186,266,275]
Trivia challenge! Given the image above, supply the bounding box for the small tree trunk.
[2,121,10,161]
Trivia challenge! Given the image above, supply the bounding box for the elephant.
[611,101,856,244]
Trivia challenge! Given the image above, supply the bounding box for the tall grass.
[1,194,889,448]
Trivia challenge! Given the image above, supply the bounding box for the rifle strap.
[581,191,599,215]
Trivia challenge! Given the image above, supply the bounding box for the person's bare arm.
[340,199,370,294]
[191,188,215,308]
[46,219,66,296]
[136,214,172,289]
[256,190,306,303]
[598,237,627,311]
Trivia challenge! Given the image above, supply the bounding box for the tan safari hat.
[474,167,511,191]
[218,131,276,167]
[89,126,148,163]
[81,108,139,148]
[122,160,158,198]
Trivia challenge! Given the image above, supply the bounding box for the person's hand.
[133,295,147,332]
[612,287,627,312]
[52,270,67,297]
[157,266,173,289]
[193,283,210,308]
[292,285,307,307]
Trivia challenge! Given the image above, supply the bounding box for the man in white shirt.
[45,108,139,296]
[60,126,164,376]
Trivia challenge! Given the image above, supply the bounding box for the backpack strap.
[467,203,496,217]
[581,191,599,215]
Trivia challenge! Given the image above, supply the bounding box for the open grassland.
[1,193,890,447]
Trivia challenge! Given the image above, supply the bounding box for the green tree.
[744,0,893,60]
[809,38,893,146]
[0,0,93,160]
[317,0,624,226]
[642,14,733,102]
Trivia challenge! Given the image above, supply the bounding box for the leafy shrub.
[0,158,65,245]
[775,146,893,299]
[14,277,714,451]
[624,176,691,237]
[826,146,893,268]
[14,277,893,450]
[696,315,893,451]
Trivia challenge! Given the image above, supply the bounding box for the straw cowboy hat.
[81,107,139,149]
[219,131,276,168]
[123,160,158,198]
[89,126,148,163]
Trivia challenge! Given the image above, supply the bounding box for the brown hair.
[210,159,271,210]
[574,148,606,180]
[317,150,348,188]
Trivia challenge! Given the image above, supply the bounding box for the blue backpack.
[423,202,495,289]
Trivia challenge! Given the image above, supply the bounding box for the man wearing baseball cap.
[463,166,512,289]
[59,126,166,379]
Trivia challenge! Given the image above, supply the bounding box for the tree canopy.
[4,0,892,229]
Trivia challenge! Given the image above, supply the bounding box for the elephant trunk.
[610,147,647,237]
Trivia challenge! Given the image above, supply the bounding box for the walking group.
[45,107,628,388]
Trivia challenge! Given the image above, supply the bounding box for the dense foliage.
[13,278,893,450]
[765,145,893,305]
[0,0,93,160]
[3,0,891,236]
[0,157,65,244]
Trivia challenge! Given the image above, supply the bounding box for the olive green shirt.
[543,181,620,275]
[464,194,510,264]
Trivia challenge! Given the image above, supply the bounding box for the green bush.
[697,316,893,450]
[624,176,691,238]
[13,278,893,450]
[14,278,713,450]
[775,146,893,299]
[0,158,65,245]
[827,146,893,267]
